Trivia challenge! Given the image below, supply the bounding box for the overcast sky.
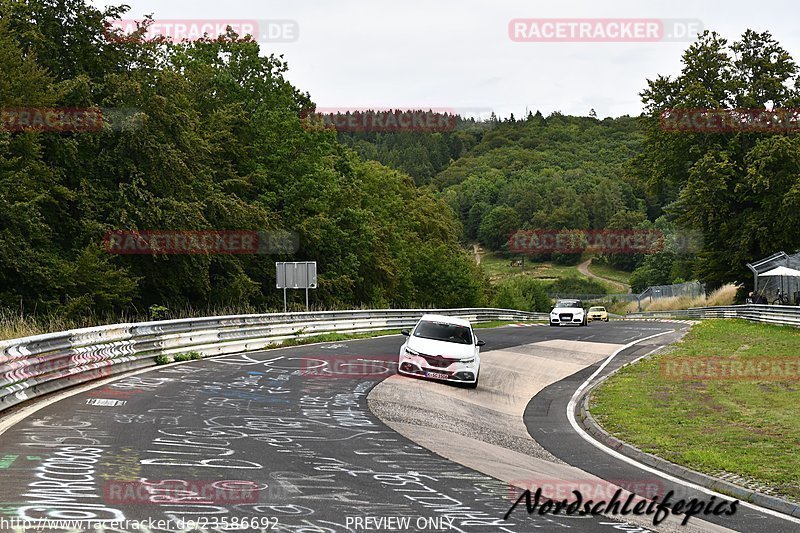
[90,0,799,119]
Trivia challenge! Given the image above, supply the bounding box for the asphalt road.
[525,325,799,533]
[0,321,793,532]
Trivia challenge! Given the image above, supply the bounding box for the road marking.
[86,398,127,406]
[567,331,800,525]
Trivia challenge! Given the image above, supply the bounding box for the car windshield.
[414,321,473,345]
[590,307,605,312]
[556,301,582,308]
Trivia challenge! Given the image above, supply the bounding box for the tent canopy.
[759,266,800,277]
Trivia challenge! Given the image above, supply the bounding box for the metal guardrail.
[0,308,545,413]
[626,304,800,327]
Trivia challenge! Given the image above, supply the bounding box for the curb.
[576,366,800,519]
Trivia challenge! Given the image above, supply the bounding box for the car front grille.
[559,313,573,321]
[420,355,455,368]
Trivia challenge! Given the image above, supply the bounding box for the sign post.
[276,261,318,312]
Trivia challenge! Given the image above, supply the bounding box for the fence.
[549,281,706,307]
[626,304,800,327]
[0,308,544,414]
[547,293,639,303]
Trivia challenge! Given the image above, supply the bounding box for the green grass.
[586,262,632,287]
[480,252,583,283]
[280,329,402,346]
[272,320,524,346]
[474,320,545,329]
[590,319,800,501]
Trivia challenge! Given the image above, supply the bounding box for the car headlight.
[460,357,475,364]
[404,347,420,357]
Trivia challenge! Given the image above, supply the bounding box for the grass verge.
[586,261,632,287]
[474,320,545,329]
[590,319,800,502]
[479,252,583,283]
[623,283,738,313]
[279,330,402,347]
[276,320,537,344]
[153,321,523,364]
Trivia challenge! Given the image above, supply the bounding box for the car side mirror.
[476,339,486,347]
[401,329,410,336]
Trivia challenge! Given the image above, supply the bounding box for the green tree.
[0,0,493,319]
[478,206,521,250]
[636,29,800,289]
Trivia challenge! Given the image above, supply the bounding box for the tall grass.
[0,301,454,341]
[623,283,739,313]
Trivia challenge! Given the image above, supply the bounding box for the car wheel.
[549,322,557,327]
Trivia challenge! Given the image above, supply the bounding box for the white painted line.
[567,331,800,525]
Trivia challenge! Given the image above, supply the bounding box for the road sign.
[276,261,317,289]
[276,262,317,312]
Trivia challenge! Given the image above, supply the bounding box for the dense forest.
[2,0,799,320]
[0,0,487,318]
[341,111,696,291]
[345,31,800,295]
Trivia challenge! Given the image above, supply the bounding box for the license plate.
[425,372,450,380]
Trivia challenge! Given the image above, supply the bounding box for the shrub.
[493,277,551,312]
[548,276,607,295]
[149,305,170,321]
[154,354,172,365]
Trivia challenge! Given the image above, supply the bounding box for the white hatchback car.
[397,314,484,388]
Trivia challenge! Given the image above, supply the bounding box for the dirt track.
[578,258,630,292]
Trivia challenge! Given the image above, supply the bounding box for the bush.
[551,253,582,266]
[548,276,607,295]
[154,354,172,365]
[149,305,170,321]
[493,277,551,312]
[173,353,193,362]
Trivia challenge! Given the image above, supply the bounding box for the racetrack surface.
[0,322,793,532]
[525,328,800,533]
[370,322,734,533]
